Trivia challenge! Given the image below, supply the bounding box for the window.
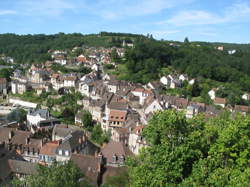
[59,149,62,155]
[121,117,124,119]
[65,150,69,156]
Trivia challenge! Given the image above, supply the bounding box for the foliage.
[103,64,115,70]
[91,124,110,145]
[0,33,142,64]
[119,39,250,96]
[81,110,93,131]
[6,108,27,123]
[102,168,129,187]
[127,110,250,187]
[0,68,13,81]
[12,161,87,187]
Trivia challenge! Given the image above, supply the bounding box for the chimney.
[40,139,44,147]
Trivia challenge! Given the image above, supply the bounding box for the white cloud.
[94,0,195,19]
[0,10,16,15]
[18,0,77,16]
[151,30,180,39]
[166,10,224,26]
[162,2,250,26]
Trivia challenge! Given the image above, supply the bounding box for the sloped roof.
[101,141,133,163]
[70,154,100,186]
[8,160,38,175]
[109,110,127,122]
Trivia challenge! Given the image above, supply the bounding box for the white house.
[242,93,250,101]
[63,76,77,88]
[11,81,27,94]
[208,88,217,100]
[27,109,50,126]
[160,76,169,86]
[0,78,7,95]
[91,64,99,72]
[188,79,195,85]
[179,74,188,82]
[131,88,153,105]
[143,97,163,115]
[128,126,147,155]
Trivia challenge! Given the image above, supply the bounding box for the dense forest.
[0,32,143,64]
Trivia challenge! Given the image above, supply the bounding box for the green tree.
[127,110,250,186]
[12,161,88,187]
[7,108,27,123]
[81,110,93,130]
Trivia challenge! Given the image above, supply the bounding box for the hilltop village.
[0,41,249,186]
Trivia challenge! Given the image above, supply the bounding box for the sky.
[0,0,250,43]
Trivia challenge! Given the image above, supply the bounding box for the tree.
[12,161,88,187]
[184,37,189,44]
[91,124,109,145]
[7,108,27,123]
[81,110,93,130]
[127,110,250,186]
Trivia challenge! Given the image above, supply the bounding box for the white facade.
[160,76,169,86]
[64,79,76,87]
[128,128,147,155]
[208,89,216,100]
[242,93,250,101]
[144,100,163,115]
[27,113,47,126]
[107,84,117,93]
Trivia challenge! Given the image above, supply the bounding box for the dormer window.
[112,154,117,163]
[65,150,69,156]
[59,149,62,155]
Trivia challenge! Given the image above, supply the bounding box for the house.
[51,74,64,90]
[78,81,94,97]
[91,64,99,72]
[128,125,147,155]
[63,75,78,88]
[147,81,161,91]
[27,109,58,129]
[143,96,164,115]
[52,124,78,141]
[11,80,27,94]
[7,160,38,179]
[131,87,153,105]
[77,54,87,63]
[56,130,87,163]
[27,109,49,126]
[54,56,67,65]
[22,138,43,163]
[242,93,250,101]
[101,141,133,167]
[111,127,130,144]
[160,75,181,89]
[208,88,217,100]
[174,98,189,110]
[39,141,60,165]
[214,97,227,108]
[179,74,188,82]
[108,110,127,129]
[71,154,102,186]
[234,105,249,115]
[188,78,195,85]
[0,78,7,95]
